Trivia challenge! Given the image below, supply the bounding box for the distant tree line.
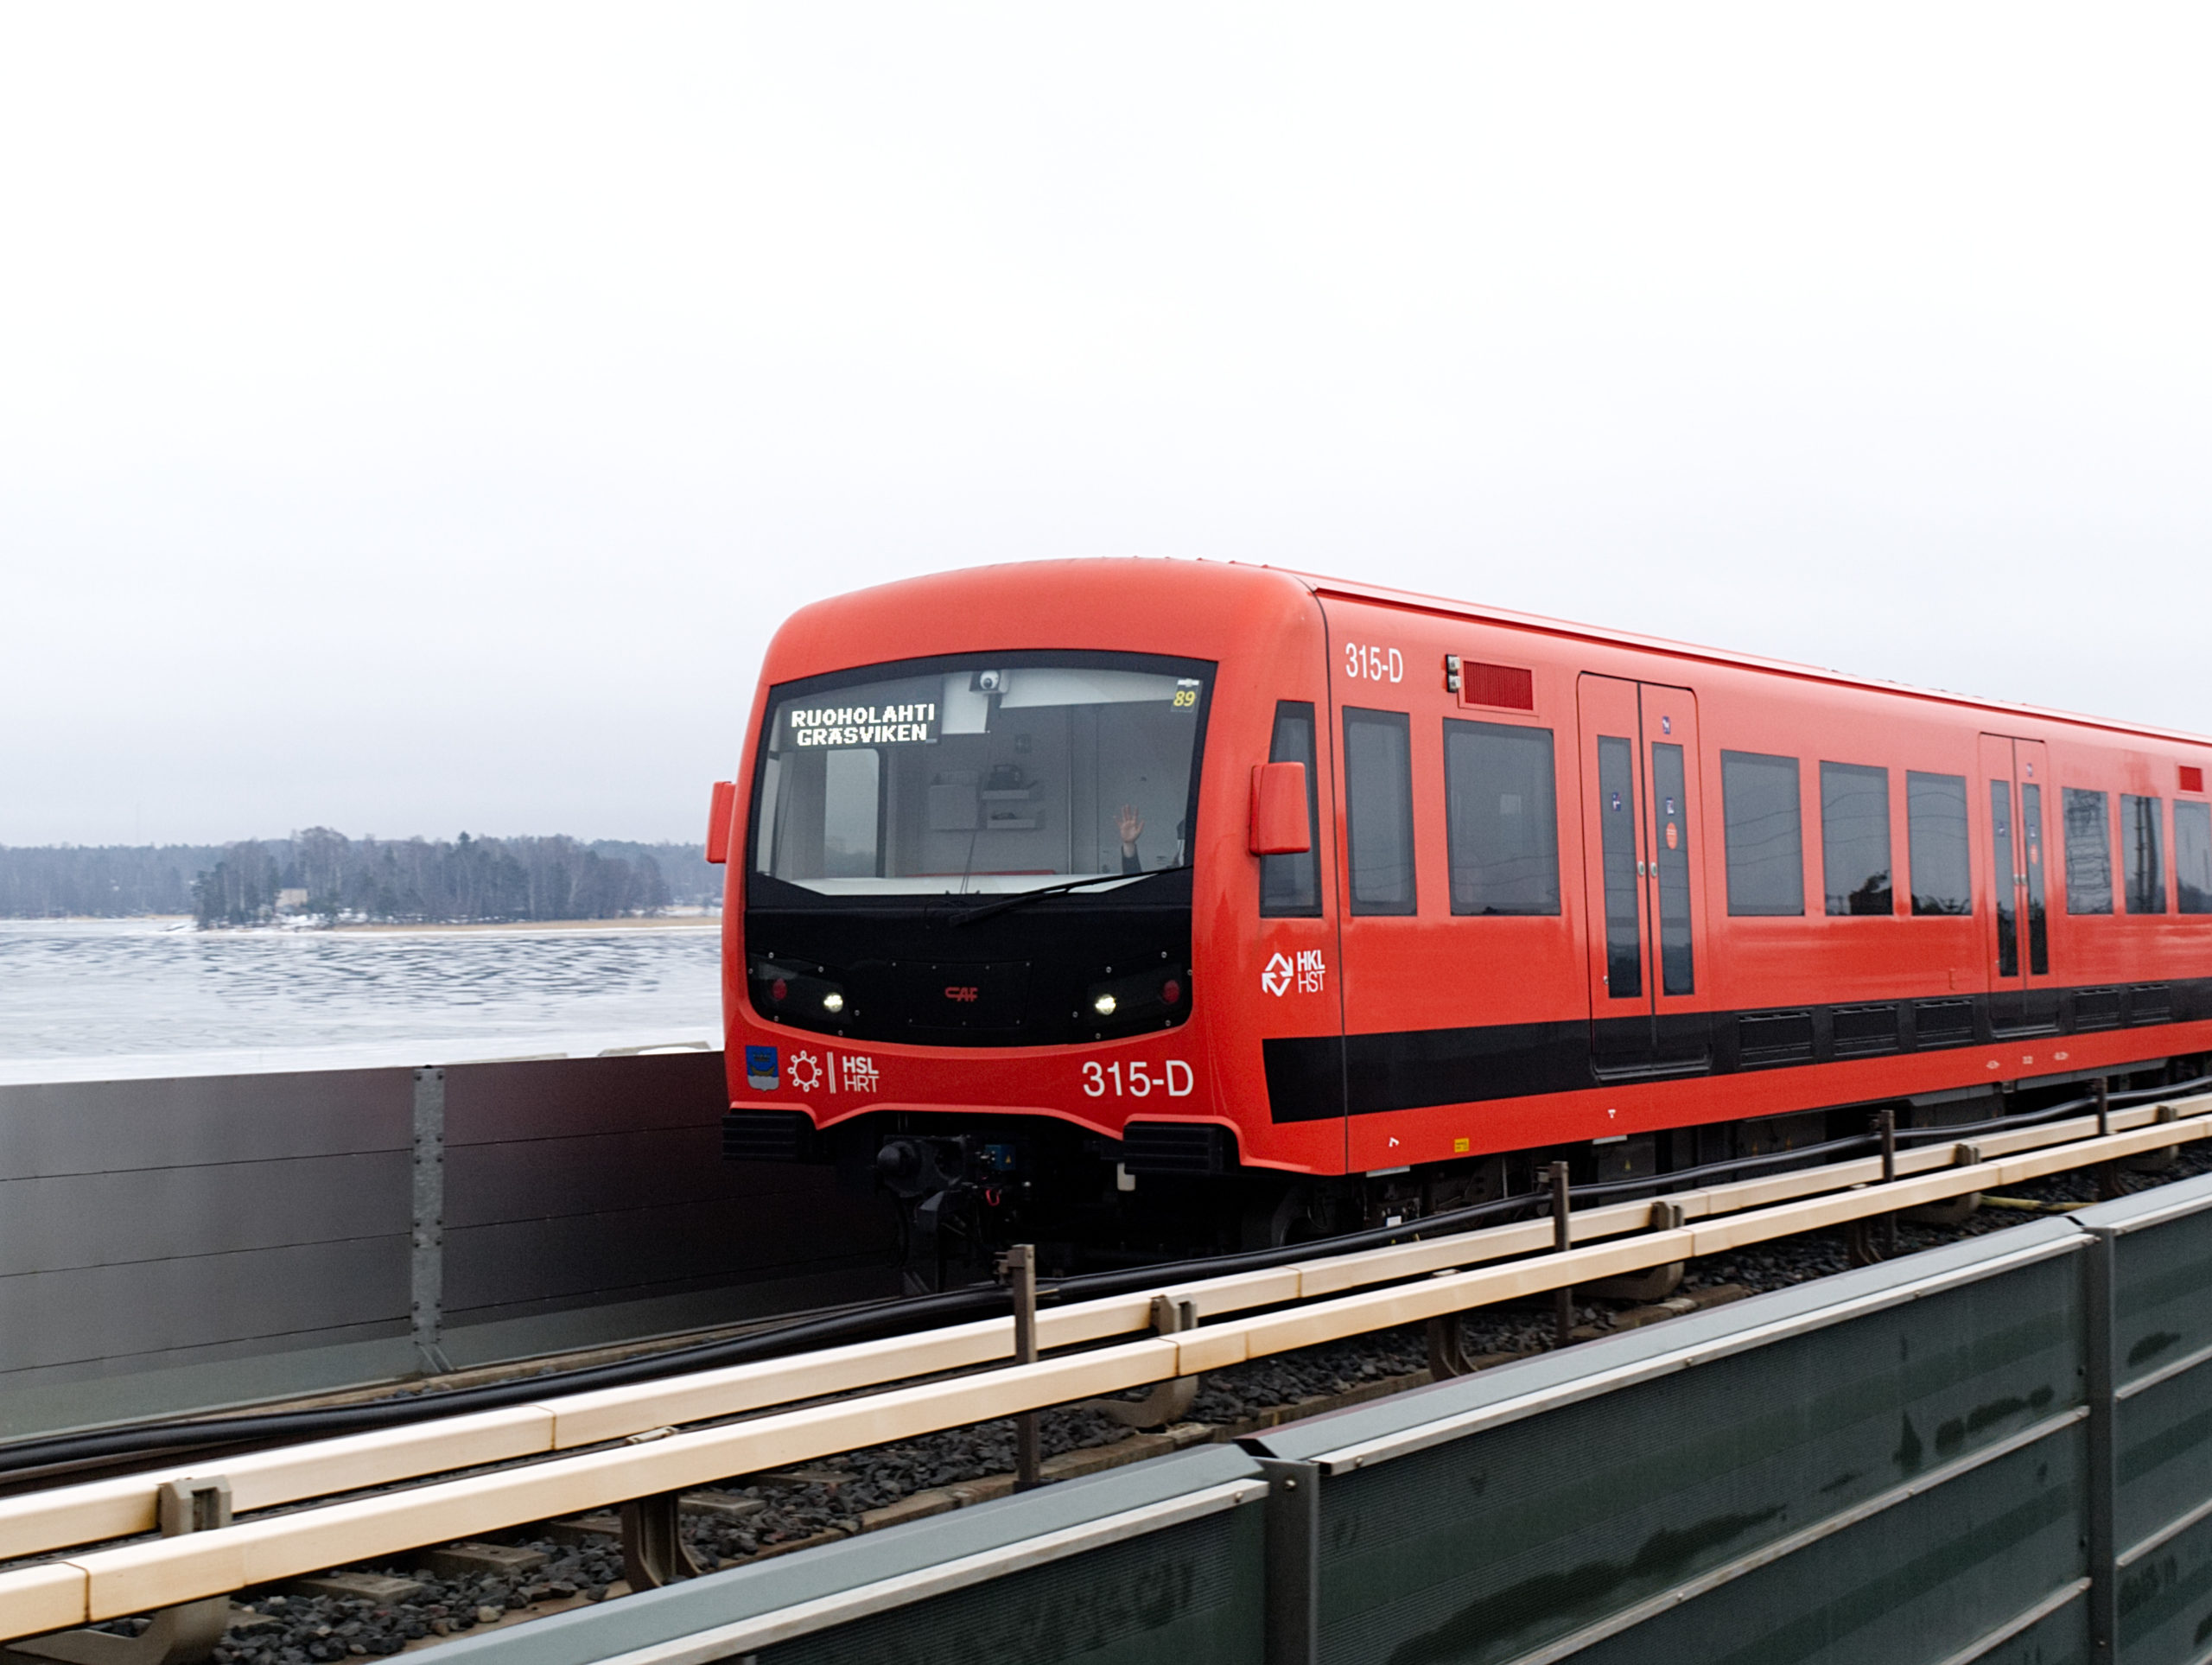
[188,831,680,926]
[0,844,218,917]
[0,833,722,924]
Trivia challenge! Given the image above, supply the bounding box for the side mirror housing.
[706,780,736,864]
[1249,762,1311,855]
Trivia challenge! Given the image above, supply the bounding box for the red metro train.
[708,560,2212,1272]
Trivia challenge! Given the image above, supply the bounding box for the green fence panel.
[2079,1171,2212,1664]
[400,1172,2212,1665]
[761,1505,1265,1665]
[429,1445,1270,1665]
[1249,1223,2089,1665]
[1558,1425,2088,1665]
[1958,1585,2094,1665]
[2115,1503,2212,1665]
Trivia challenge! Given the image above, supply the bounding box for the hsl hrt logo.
[1261,953,1294,996]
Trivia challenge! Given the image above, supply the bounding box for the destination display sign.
[786,702,938,748]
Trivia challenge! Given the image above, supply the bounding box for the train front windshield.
[753,654,1211,895]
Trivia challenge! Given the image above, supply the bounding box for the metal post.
[620,1491,707,1590]
[1878,1106,1898,1256]
[2094,1077,2122,1200]
[411,1066,453,1376]
[1081,1295,1199,1426]
[1001,1243,1042,1489]
[1550,1161,1573,1348]
[1258,1458,1322,1665]
[2083,1226,2118,1662]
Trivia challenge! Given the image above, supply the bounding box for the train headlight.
[1082,961,1189,1032]
[750,957,849,1028]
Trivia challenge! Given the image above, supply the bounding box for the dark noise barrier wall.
[437,1169,2212,1665]
[0,1052,897,1439]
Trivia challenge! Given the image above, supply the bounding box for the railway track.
[3,1083,2208,1659]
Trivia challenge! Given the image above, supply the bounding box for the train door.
[1980,734,2057,1032]
[1246,694,1348,1164]
[1576,676,1712,1076]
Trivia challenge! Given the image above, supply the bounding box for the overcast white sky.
[3,6,2208,846]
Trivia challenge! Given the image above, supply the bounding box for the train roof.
[778,556,2212,754]
[1262,562,2212,754]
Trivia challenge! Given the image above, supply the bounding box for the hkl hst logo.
[1261,950,1326,997]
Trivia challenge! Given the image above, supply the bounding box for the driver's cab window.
[757,657,1211,895]
[1261,701,1322,916]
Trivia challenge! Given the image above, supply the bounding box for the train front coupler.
[874,1134,1020,1283]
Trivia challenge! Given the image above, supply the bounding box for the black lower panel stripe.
[1262,977,2212,1122]
[1342,1020,1589,1118]
[1262,1035,1346,1124]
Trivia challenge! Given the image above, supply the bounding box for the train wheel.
[1241,1180,1326,1250]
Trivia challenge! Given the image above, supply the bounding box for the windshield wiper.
[946,866,1190,928]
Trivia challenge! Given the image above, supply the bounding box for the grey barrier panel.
[0,1064,417,1429]
[2075,1170,2212,1663]
[427,1446,1272,1665]
[1247,1221,2094,1665]
[434,1053,897,1363]
[0,1052,897,1437]
[0,1066,412,1174]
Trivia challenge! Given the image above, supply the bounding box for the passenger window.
[1443,720,1560,915]
[2064,789,2113,914]
[2123,794,2166,914]
[1820,762,1892,916]
[1598,737,1641,997]
[1260,702,1322,917]
[2177,801,2212,914]
[1650,740,1694,994]
[1907,772,1972,915]
[1344,709,1416,915]
[1722,750,1803,916]
[1990,782,2018,976]
[2021,783,2050,974]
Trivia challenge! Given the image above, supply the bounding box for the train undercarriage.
[723,1053,2209,1290]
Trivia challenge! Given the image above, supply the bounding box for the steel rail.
[0,1089,2196,1563]
[3,1086,2181,1565]
[0,1092,2203,1643]
[3,1071,2191,1487]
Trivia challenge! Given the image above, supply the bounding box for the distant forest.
[0,833,722,925]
